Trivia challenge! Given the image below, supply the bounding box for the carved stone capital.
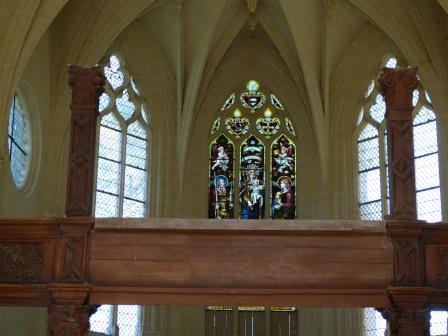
[47,304,89,336]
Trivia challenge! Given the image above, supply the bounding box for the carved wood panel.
[426,245,448,288]
[0,242,44,282]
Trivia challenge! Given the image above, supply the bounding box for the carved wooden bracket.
[378,66,418,220]
[387,287,433,336]
[65,65,105,217]
[47,283,91,336]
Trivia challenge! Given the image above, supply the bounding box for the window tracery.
[94,54,150,218]
[209,80,297,219]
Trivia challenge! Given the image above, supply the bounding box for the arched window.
[356,56,442,223]
[208,80,297,219]
[7,93,31,188]
[90,53,148,336]
[359,56,445,335]
[94,54,150,218]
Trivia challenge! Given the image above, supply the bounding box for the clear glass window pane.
[431,311,448,336]
[363,308,387,336]
[117,305,142,336]
[90,305,114,335]
[417,188,442,223]
[8,94,31,188]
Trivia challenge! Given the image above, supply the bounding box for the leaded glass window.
[94,54,150,218]
[356,56,442,223]
[209,135,235,219]
[208,81,297,219]
[7,93,31,188]
[90,53,147,335]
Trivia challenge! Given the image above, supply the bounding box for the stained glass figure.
[285,117,296,136]
[209,135,234,219]
[270,94,284,110]
[210,117,220,135]
[239,135,265,219]
[256,108,280,138]
[225,108,250,138]
[271,135,296,219]
[240,80,266,113]
[221,93,235,111]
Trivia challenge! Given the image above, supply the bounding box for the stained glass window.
[208,81,297,219]
[7,94,31,188]
[94,54,150,218]
[356,56,442,223]
[271,135,296,219]
[240,135,265,219]
[209,135,234,219]
[90,53,146,335]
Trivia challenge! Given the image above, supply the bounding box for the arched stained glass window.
[209,135,234,219]
[90,53,147,336]
[356,56,442,223]
[271,135,296,219]
[208,80,297,219]
[240,135,265,219]
[94,54,150,218]
[8,93,31,188]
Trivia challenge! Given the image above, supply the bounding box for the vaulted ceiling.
[1,0,447,185]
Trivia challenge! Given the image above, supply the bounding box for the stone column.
[379,67,431,336]
[65,65,105,217]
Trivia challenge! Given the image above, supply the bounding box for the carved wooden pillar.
[379,67,432,336]
[386,288,432,336]
[65,65,105,217]
[378,66,418,221]
[47,284,92,336]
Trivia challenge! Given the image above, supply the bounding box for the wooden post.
[65,65,105,217]
[378,66,418,221]
[379,67,430,336]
